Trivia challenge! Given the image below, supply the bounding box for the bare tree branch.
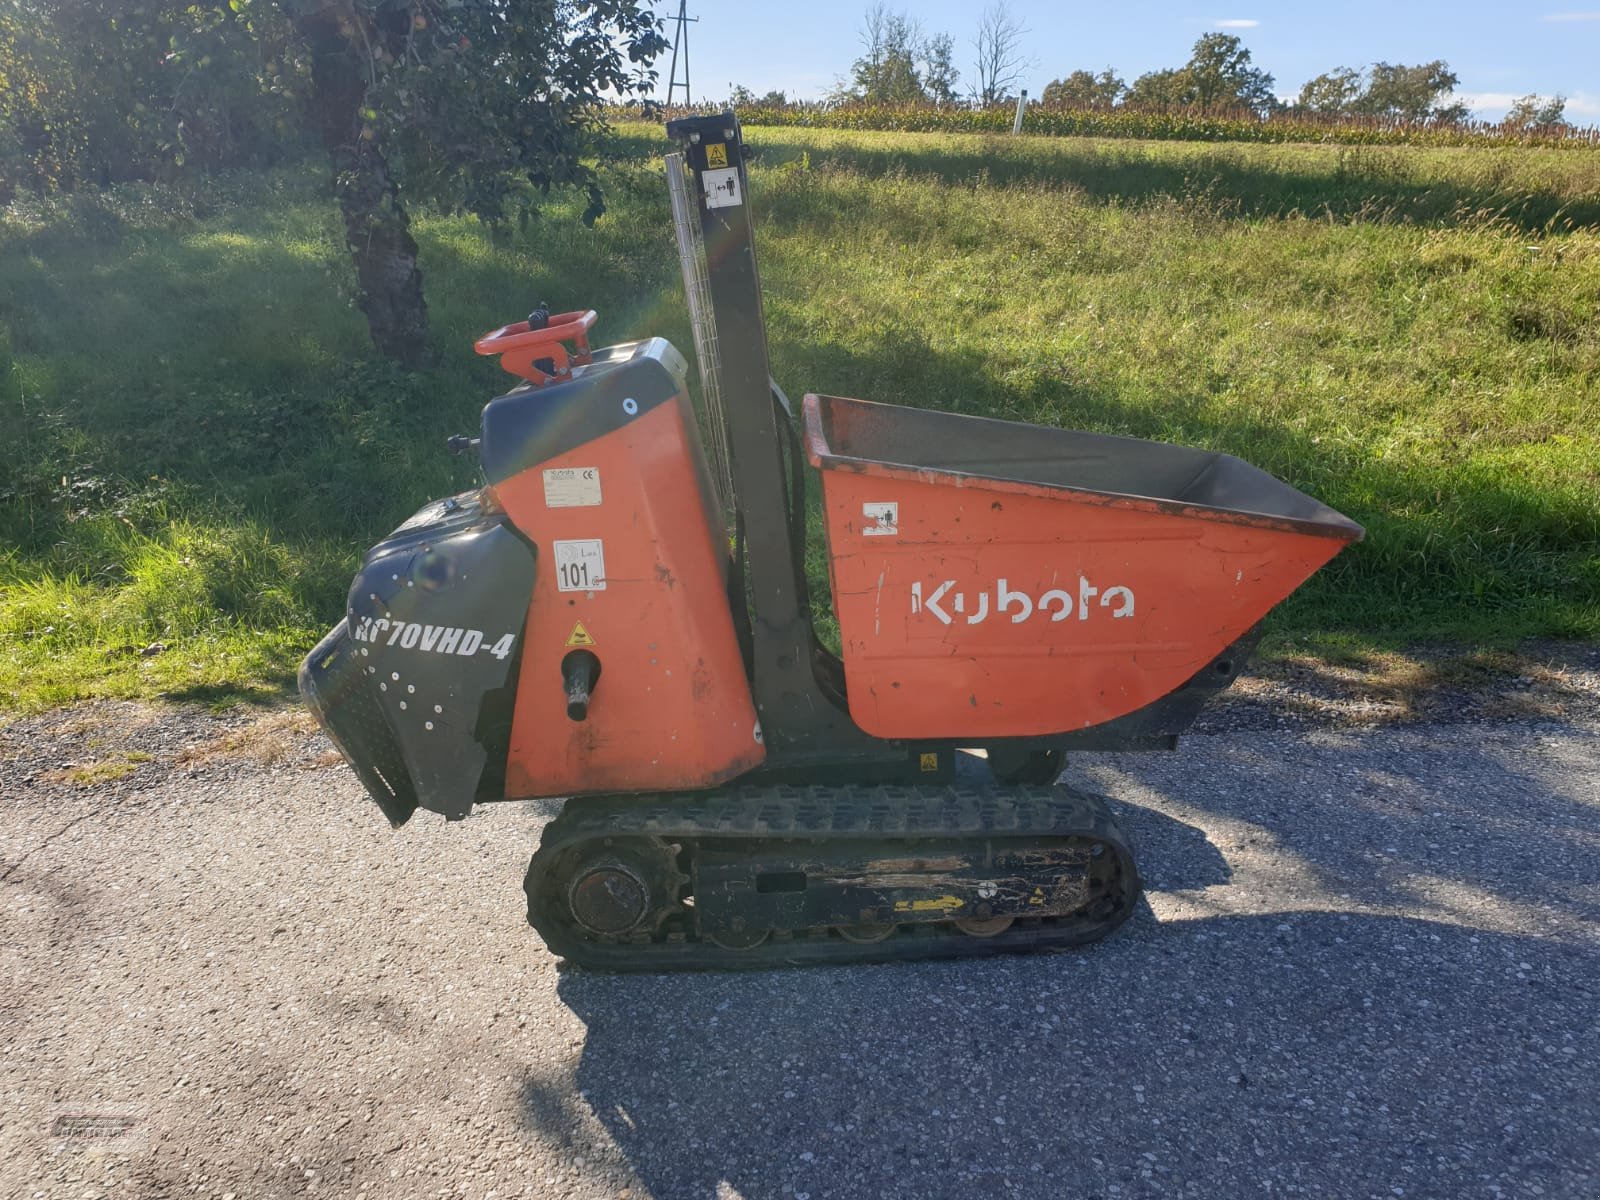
[972,1,1032,106]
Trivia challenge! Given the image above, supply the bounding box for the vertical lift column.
[665,113,899,772]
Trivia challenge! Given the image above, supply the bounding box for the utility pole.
[664,1,697,107]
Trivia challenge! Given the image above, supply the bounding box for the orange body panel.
[497,395,763,797]
[811,407,1356,740]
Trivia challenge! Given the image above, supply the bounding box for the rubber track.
[524,782,1141,971]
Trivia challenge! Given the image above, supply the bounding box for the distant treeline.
[734,9,1580,146]
[656,102,1600,151]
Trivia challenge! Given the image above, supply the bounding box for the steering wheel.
[474,309,596,386]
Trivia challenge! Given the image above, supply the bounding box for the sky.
[653,1,1598,122]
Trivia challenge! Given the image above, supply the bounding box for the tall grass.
[1,126,1596,709]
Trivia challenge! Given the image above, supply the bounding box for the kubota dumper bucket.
[804,394,1363,740]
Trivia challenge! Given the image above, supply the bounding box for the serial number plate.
[542,467,601,508]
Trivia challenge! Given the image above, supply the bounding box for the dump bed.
[804,393,1363,740]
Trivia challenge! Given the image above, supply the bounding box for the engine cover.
[300,490,536,823]
[484,337,765,798]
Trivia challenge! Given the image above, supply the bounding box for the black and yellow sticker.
[565,621,596,649]
[705,142,729,168]
[894,894,964,914]
[919,751,938,772]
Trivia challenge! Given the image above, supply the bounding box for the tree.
[1123,36,1277,115]
[1296,67,1362,114]
[1184,33,1277,115]
[275,0,665,367]
[0,0,667,366]
[1040,68,1125,110]
[920,31,960,107]
[972,1,1031,105]
[1125,68,1191,110]
[1352,60,1467,124]
[729,84,788,108]
[0,0,301,196]
[1293,61,1471,124]
[1504,94,1567,131]
[843,4,928,104]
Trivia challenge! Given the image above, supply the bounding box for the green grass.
[1,125,1597,709]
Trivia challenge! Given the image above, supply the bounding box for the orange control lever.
[474,309,596,386]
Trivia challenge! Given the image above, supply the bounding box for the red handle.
[474,309,596,386]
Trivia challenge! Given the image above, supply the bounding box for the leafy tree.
[1041,68,1125,110]
[920,31,960,107]
[0,2,81,194]
[1296,66,1363,114]
[1125,68,1191,110]
[842,4,928,104]
[1504,94,1567,130]
[728,84,788,107]
[1294,61,1469,124]
[729,83,755,106]
[972,1,1031,105]
[1123,36,1276,115]
[1352,60,1467,124]
[1184,33,1277,115]
[274,0,665,367]
[1,0,667,366]
[0,0,301,195]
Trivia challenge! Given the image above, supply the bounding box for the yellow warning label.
[919,752,938,772]
[705,142,729,168]
[894,895,965,914]
[565,621,596,648]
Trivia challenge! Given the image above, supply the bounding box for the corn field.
[657,102,1600,151]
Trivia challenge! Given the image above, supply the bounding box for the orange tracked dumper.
[301,113,1362,969]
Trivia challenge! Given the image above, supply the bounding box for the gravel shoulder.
[2,653,1599,1200]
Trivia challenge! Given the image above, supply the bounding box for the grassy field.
[1,124,1597,710]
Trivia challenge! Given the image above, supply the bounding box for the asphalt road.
[2,698,1598,1200]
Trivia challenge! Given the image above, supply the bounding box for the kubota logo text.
[910,576,1135,626]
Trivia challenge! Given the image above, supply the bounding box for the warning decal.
[702,166,741,209]
[554,539,607,592]
[565,621,596,649]
[705,142,729,168]
[862,501,899,536]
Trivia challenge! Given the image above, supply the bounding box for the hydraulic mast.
[666,112,897,769]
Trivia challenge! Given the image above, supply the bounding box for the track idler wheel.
[553,838,685,939]
[568,862,651,936]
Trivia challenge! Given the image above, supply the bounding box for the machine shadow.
[1101,795,1231,894]
[1078,718,1600,933]
[541,910,1595,1200]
